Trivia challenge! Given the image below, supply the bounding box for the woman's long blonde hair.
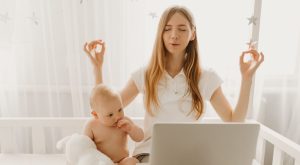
[145,6,204,120]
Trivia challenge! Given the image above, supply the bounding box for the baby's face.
[95,98,124,127]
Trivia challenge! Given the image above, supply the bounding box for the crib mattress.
[0,154,148,165]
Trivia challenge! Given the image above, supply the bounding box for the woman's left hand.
[240,49,264,81]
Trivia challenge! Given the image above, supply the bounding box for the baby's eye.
[118,109,123,112]
[108,113,113,117]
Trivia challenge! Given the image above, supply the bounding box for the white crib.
[0,118,299,165]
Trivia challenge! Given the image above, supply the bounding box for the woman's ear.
[91,111,98,119]
[190,27,196,41]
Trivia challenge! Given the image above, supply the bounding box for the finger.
[90,41,105,52]
[118,121,127,128]
[257,52,265,65]
[246,49,259,60]
[84,43,92,55]
[88,42,95,50]
[101,42,106,53]
[88,41,99,50]
[243,49,259,54]
[253,52,265,71]
[247,49,259,57]
[242,50,260,62]
[117,119,126,126]
[83,42,89,52]
[84,43,97,65]
[89,40,104,47]
[240,51,247,64]
[95,41,106,52]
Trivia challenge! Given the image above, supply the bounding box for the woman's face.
[163,12,195,56]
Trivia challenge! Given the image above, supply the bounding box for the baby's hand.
[117,118,134,133]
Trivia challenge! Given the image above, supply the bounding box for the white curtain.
[0,0,147,118]
[254,0,300,164]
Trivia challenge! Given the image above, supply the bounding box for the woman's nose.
[170,30,178,40]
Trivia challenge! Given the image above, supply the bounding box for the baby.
[84,84,144,165]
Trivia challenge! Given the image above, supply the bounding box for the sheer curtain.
[0,0,265,153]
[255,0,300,164]
[0,0,255,118]
[0,0,147,118]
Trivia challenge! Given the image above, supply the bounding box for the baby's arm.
[117,117,144,142]
[83,119,94,140]
[119,157,139,165]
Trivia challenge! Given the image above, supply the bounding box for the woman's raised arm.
[84,40,139,108]
[210,49,264,122]
[83,40,105,85]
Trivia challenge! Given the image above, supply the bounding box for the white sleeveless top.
[131,67,223,156]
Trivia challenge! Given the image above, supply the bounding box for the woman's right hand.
[83,39,106,69]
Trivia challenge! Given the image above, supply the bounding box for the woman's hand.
[83,39,106,69]
[240,49,264,81]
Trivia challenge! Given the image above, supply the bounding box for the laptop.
[149,123,260,165]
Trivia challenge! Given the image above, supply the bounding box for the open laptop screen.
[150,123,260,165]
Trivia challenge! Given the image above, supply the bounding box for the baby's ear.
[91,111,98,119]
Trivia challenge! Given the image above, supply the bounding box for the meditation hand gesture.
[240,48,264,81]
[83,40,106,70]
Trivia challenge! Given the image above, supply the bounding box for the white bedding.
[0,154,148,165]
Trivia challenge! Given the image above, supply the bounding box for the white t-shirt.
[131,67,223,156]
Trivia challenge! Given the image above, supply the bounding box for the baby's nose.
[116,116,123,122]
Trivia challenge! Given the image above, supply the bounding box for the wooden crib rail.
[0,117,299,165]
[0,117,86,154]
[0,117,143,154]
[255,124,300,165]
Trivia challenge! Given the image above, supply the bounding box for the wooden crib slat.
[61,127,82,137]
[272,146,283,165]
[260,125,300,162]
[0,127,15,153]
[32,126,46,154]
[256,135,266,165]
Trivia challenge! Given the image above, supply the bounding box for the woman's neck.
[166,52,185,78]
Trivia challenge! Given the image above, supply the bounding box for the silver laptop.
[150,123,260,165]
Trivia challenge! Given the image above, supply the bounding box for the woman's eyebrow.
[165,24,187,27]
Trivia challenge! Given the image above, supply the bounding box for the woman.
[84,5,264,163]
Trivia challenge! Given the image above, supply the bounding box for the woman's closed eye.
[164,27,186,32]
